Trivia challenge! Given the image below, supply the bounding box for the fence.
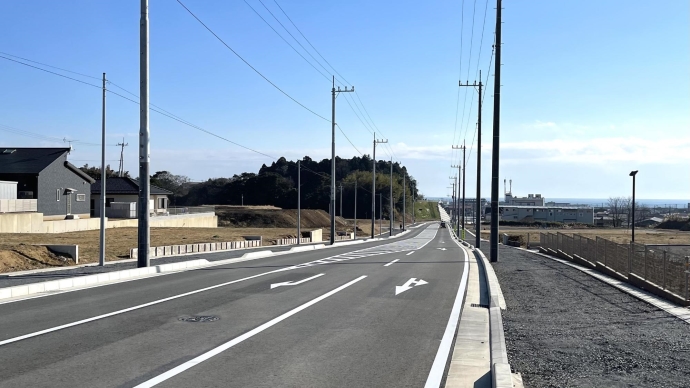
[164,206,216,216]
[276,237,311,245]
[540,232,689,304]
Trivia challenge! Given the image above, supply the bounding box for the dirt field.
[479,226,690,246]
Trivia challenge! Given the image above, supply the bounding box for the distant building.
[0,148,94,219]
[489,205,594,224]
[91,177,173,217]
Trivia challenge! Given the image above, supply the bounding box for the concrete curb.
[470,243,512,388]
[0,259,209,301]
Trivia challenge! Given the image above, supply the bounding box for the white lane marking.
[0,271,273,347]
[270,273,324,289]
[395,278,428,295]
[383,259,400,267]
[406,251,414,256]
[0,226,438,346]
[436,248,447,251]
[424,234,469,387]
[134,276,368,388]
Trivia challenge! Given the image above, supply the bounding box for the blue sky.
[1,0,688,200]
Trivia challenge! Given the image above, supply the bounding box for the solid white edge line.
[424,229,470,388]
[134,275,368,388]
[384,259,400,267]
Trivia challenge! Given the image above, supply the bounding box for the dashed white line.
[134,276,368,388]
[384,259,400,267]
[406,251,414,256]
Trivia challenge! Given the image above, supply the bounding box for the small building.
[90,177,173,217]
[635,217,664,228]
[491,205,594,224]
[504,193,545,207]
[0,148,94,219]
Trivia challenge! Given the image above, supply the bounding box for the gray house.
[0,148,95,219]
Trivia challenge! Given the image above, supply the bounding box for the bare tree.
[608,196,624,227]
[621,196,632,228]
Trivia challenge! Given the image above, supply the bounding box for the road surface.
[0,223,469,387]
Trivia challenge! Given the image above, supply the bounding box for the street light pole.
[630,170,638,242]
[389,158,393,236]
[372,134,387,238]
[354,179,357,240]
[297,160,301,245]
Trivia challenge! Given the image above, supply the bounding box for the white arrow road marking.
[384,259,400,267]
[436,248,447,251]
[395,278,428,295]
[270,273,324,289]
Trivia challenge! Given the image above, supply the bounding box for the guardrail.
[540,232,690,305]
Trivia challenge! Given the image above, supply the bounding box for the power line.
[271,0,351,86]
[0,54,102,90]
[466,41,494,164]
[336,124,363,156]
[176,0,329,122]
[0,51,101,81]
[353,91,397,160]
[243,0,330,82]
[0,123,104,147]
[458,0,479,150]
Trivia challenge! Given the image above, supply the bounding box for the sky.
[1,0,688,200]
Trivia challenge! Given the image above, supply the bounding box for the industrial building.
[494,205,594,224]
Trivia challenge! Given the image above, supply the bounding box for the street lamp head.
[629,170,638,177]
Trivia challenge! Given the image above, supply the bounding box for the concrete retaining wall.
[130,239,261,259]
[0,212,217,233]
[32,244,79,264]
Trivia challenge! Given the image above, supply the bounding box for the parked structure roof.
[91,177,173,195]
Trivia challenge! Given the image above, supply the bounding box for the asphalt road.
[0,223,469,387]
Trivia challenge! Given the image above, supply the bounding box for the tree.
[607,196,624,227]
[150,171,190,204]
[79,164,129,180]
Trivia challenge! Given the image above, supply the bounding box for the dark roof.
[0,147,70,174]
[91,177,173,195]
[64,161,95,183]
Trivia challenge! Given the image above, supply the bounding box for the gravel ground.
[483,245,690,388]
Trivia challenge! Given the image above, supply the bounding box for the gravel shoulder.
[483,244,690,388]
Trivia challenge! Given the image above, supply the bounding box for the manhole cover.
[178,315,219,323]
[471,303,489,308]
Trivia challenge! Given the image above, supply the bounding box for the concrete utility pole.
[451,160,462,236]
[450,179,456,225]
[379,193,382,236]
[402,173,406,231]
[138,0,150,268]
[297,160,301,245]
[459,75,482,244]
[354,179,357,239]
[490,0,502,262]
[339,183,343,218]
[330,76,354,245]
[99,72,107,267]
[389,158,393,236]
[372,133,387,238]
[116,138,128,177]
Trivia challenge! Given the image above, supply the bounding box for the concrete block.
[34,245,78,264]
[164,246,172,256]
[242,251,273,259]
[44,280,60,291]
[72,277,87,287]
[27,283,46,294]
[97,273,110,283]
[492,362,513,388]
[11,286,29,297]
[572,254,596,269]
[58,279,73,289]
[595,261,628,282]
[84,276,98,286]
[0,288,11,299]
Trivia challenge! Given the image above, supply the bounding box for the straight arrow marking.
[395,278,428,295]
[270,273,324,289]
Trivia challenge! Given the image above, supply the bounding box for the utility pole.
[450,178,456,226]
[451,158,462,237]
[490,0,502,262]
[297,160,301,245]
[241,194,244,206]
[331,76,354,245]
[372,133,387,238]
[459,76,482,243]
[116,138,128,177]
[138,0,150,268]
[379,193,382,236]
[354,179,357,240]
[99,72,107,267]
[402,173,406,231]
[389,158,393,236]
[339,183,343,218]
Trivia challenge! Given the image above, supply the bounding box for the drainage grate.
[178,315,219,323]
[471,303,490,308]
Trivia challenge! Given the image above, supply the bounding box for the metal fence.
[541,232,689,302]
[164,206,215,216]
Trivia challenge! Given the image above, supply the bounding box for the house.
[90,177,173,218]
[0,148,94,219]
[489,205,595,224]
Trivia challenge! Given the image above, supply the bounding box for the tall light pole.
[330,76,354,245]
[402,172,406,231]
[372,134,387,238]
[354,179,357,239]
[490,0,502,263]
[630,170,638,242]
[138,0,151,268]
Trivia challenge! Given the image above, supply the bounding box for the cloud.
[501,136,690,164]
